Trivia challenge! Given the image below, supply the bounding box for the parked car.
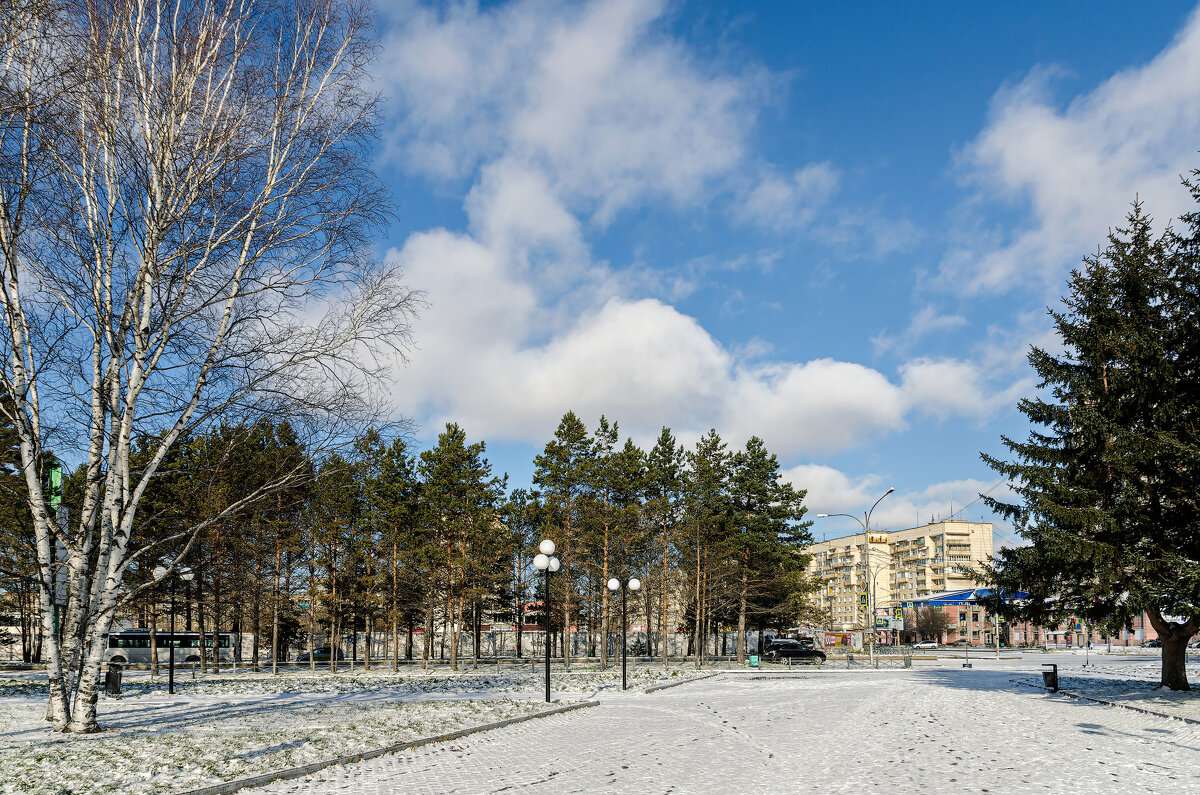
[296,646,345,662]
[1188,639,1200,649]
[911,640,938,650]
[1140,639,1162,648]
[762,645,826,664]
[764,638,813,652]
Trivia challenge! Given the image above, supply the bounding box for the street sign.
[890,618,904,630]
[859,594,868,606]
[875,617,888,628]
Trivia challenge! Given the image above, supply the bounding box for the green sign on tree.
[48,465,62,510]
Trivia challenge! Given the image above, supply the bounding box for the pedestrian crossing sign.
[859,594,868,606]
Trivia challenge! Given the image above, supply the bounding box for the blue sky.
[369,0,1200,545]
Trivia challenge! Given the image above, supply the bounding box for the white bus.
[103,629,237,665]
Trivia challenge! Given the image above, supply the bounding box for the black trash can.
[1041,663,1057,693]
[104,664,122,696]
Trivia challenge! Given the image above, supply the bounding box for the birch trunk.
[0,0,415,732]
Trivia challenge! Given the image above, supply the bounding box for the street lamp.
[817,486,894,664]
[532,539,560,703]
[606,576,642,691]
[153,563,194,695]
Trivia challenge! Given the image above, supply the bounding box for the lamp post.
[153,564,194,695]
[606,576,642,691]
[533,539,560,703]
[817,486,894,665]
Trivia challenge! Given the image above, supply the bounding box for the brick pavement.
[250,670,1200,794]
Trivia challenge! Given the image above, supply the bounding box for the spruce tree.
[982,202,1200,690]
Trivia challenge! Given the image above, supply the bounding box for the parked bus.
[103,629,237,665]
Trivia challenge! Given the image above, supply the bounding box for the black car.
[296,646,345,662]
[764,638,814,652]
[762,645,826,664]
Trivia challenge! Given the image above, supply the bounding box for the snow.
[252,665,1200,794]
[5,656,1200,794]
[1011,660,1200,722]
[0,664,705,794]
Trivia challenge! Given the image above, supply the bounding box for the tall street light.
[606,576,641,691]
[153,564,194,695]
[533,539,560,703]
[817,486,894,665]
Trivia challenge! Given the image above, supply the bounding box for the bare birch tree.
[0,0,416,732]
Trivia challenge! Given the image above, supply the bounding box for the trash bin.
[748,655,759,667]
[1041,663,1058,693]
[104,664,122,696]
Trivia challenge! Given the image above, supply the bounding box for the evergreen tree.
[532,411,593,668]
[645,428,684,663]
[683,429,730,666]
[982,202,1200,690]
[501,488,543,658]
[365,436,421,668]
[728,436,811,664]
[418,424,506,671]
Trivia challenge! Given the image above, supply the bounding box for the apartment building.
[805,520,994,631]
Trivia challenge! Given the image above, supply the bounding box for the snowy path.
[252,669,1200,794]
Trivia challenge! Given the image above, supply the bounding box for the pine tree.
[417,424,506,671]
[645,428,684,664]
[728,436,811,664]
[683,429,730,666]
[982,202,1200,690]
[532,411,593,669]
[365,436,420,669]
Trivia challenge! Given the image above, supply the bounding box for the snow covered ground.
[0,664,705,794]
[5,657,1200,794]
[1009,659,1200,722]
[252,666,1200,794]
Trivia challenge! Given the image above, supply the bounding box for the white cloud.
[872,304,970,356]
[947,6,1200,294]
[380,0,756,222]
[737,162,920,256]
[738,162,841,229]
[785,465,1016,541]
[897,357,1027,422]
[376,0,1025,461]
[392,218,1017,455]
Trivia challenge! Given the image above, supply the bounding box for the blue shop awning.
[899,588,1028,608]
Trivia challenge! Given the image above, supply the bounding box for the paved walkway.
[251,669,1200,794]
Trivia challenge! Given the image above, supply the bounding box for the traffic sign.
[859,594,868,606]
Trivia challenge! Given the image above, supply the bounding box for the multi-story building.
[806,519,994,632]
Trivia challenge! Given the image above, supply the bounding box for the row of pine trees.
[2,412,816,669]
